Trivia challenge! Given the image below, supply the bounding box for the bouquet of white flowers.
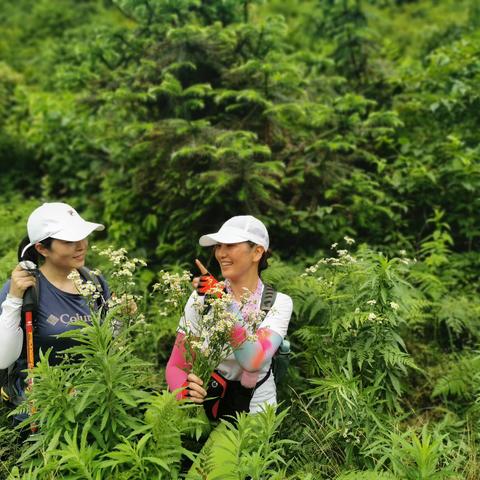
[155,273,265,386]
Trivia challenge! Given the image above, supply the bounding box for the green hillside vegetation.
[0,0,479,478]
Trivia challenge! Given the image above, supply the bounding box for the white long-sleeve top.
[0,294,24,369]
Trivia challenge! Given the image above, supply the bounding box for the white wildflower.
[96,246,146,278]
[390,302,399,311]
[368,313,377,321]
[68,270,99,298]
[67,269,80,281]
[331,243,338,249]
[344,236,355,245]
[366,299,377,306]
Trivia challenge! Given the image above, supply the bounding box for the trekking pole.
[20,261,38,433]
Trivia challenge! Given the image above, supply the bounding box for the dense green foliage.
[1,0,479,478]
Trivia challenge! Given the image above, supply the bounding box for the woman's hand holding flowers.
[184,372,207,403]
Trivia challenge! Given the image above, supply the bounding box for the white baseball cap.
[21,202,104,258]
[199,215,269,251]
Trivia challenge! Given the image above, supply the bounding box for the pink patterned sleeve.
[165,332,192,399]
[229,292,292,387]
[231,325,283,372]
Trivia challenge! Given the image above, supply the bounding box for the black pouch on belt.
[203,368,271,423]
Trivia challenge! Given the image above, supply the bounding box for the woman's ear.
[253,245,264,263]
[34,242,49,258]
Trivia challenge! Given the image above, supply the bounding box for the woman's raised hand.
[193,259,219,296]
[185,372,207,403]
[9,264,37,299]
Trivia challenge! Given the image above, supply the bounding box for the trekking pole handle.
[19,261,38,313]
[22,286,37,314]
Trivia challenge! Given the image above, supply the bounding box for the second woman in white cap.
[166,215,293,417]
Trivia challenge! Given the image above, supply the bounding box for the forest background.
[1,0,480,478]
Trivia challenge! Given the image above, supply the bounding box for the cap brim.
[199,231,250,247]
[20,221,104,259]
[51,221,104,242]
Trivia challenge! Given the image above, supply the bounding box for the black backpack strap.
[260,284,277,315]
[254,365,272,389]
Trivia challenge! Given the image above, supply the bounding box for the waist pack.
[203,368,272,422]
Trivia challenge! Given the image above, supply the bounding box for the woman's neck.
[228,271,261,301]
[40,263,77,293]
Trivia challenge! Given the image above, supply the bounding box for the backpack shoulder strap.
[260,284,277,315]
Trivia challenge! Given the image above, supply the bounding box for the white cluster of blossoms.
[208,309,237,341]
[67,270,101,300]
[302,250,357,277]
[331,235,355,249]
[203,286,231,311]
[107,292,138,309]
[390,301,400,311]
[366,299,377,306]
[153,270,192,295]
[93,246,147,279]
[336,249,357,263]
[247,309,267,334]
[188,339,211,356]
[154,270,192,316]
[302,237,358,277]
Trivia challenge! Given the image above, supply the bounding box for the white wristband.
[6,294,23,305]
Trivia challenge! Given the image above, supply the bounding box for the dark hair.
[18,236,54,264]
[247,241,271,276]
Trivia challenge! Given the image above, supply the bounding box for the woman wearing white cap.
[166,215,293,418]
[0,202,108,406]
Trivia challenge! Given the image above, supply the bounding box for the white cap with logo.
[21,202,104,258]
[199,215,269,251]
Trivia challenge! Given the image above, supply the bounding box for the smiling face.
[214,242,264,282]
[36,238,88,271]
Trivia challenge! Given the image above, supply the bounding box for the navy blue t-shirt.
[0,269,110,368]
